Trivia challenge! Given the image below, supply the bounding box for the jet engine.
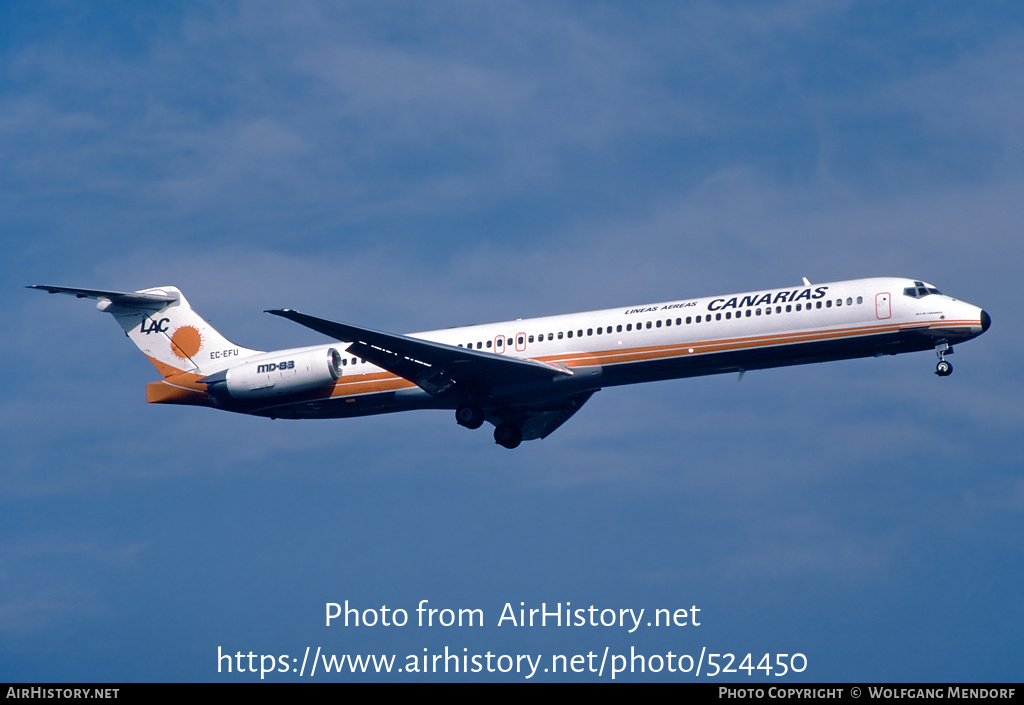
[207,347,343,399]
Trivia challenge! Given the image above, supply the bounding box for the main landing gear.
[493,422,523,450]
[455,404,484,429]
[456,403,523,448]
[935,343,953,377]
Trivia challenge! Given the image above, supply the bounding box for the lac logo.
[140,317,170,334]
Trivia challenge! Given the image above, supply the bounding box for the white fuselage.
[250,277,988,420]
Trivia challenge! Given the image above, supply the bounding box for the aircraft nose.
[980,310,991,333]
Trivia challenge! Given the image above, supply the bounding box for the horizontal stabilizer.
[28,285,178,309]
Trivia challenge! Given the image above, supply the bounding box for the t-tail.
[29,285,262,405]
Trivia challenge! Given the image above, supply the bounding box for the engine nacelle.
[215,347,343,399]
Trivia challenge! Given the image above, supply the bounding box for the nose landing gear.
[935,343,953,377]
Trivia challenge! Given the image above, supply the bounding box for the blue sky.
[2,1,1022,682]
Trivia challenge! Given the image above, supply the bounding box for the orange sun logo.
[170,325,203,360]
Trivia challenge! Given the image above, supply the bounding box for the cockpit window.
[903,280,942,298]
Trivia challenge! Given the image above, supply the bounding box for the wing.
[268,309,598,443]
[265,308,573,397]
[516,389,597,441]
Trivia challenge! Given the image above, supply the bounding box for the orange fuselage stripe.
[316,317,977,399]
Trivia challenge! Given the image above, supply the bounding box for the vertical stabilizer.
[29,285,261,377]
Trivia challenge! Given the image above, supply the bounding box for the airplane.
[29,277,990,448]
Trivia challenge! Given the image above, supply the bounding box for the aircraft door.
[494,335,505,354]
[875,292,891,319]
